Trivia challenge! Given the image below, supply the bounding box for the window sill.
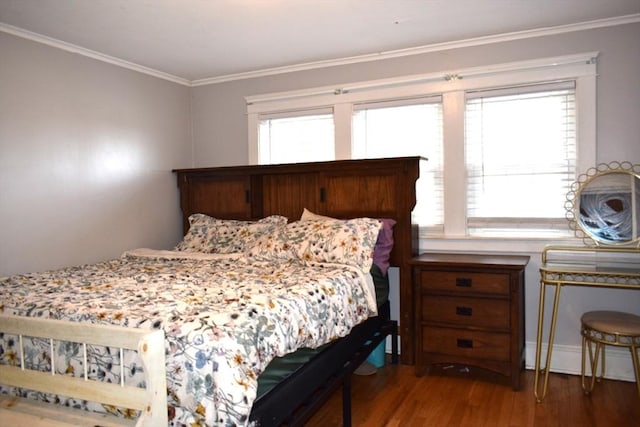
[419,234,583,254]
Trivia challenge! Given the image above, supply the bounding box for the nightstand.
[410,252,529,390]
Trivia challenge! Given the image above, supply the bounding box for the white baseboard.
[525,341,637,382]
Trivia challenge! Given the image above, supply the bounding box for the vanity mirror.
[566,161,640,246]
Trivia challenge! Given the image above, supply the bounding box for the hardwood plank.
[306,364,639,426]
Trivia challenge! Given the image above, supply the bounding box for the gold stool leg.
[585,340,600,394]
[581,333,590,394]
[630,345,640,397]
[582,336,600,395]
[592,342,603,392]
[598,342,606,382]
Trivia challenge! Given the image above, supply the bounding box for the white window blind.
[258,108,334,164]
[465,81,577,235]
[352,98,444,230]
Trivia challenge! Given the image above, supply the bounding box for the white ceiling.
[1,0,639,84]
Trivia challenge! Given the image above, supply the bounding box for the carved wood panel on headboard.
[173,156,423,364]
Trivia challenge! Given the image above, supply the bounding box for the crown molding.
[192,13,640,86]
[0,23,191,86]
[3,13,639,87]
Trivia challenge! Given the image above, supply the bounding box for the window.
[465,82,577,236]
[352,99,444,231]
[258,109,334,164]
[352,99,441,159]
[246,53,597,240]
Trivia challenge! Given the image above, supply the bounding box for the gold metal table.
[534,245,640,402]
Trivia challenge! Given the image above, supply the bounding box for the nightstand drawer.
[422,326,511,361]
[422,296,510,329]
[418,270,510,295]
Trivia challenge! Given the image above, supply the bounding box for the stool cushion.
[581,311,640,336]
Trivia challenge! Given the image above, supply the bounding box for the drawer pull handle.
[457,338,473,348]
[456,306,473,316]
[455,277,472,287]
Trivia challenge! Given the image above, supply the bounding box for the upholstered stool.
[580,310,640,396]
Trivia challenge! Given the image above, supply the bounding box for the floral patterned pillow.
[246,217,382,270]
[175,214,288,254]
[300,208,396,275]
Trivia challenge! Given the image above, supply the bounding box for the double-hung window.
[246,52,597,240]
[464,82,577,237]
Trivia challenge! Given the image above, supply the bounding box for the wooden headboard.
[173,156,423,364]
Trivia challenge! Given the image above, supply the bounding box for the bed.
[0,156,422,426]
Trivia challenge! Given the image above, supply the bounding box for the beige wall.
[0,32,192,276]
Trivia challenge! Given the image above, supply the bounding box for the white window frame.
[246,52,598,240]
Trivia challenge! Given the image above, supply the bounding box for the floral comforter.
[0,249,377,426]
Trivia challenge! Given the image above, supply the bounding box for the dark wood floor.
[305,362,639,427]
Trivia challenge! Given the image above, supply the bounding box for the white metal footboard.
[0,314,168,427]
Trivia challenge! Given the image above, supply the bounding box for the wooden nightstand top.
[410,252,530,269]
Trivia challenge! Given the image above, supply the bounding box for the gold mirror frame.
[565,161,640,247]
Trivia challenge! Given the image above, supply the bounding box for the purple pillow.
[373,218,396,276]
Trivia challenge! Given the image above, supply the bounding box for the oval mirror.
[567,162,640,246]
